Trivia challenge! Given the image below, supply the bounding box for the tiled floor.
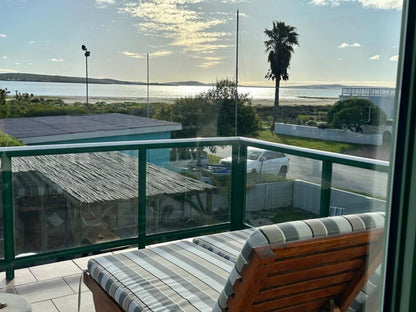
[0,255,99,312]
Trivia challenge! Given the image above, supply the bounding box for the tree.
[153,79,262,138]
[0,89,10,118]
[200,79,262,137]
[326,98,387,131]
[264,21,299,124]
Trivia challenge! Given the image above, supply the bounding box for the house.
[0,113,181,165]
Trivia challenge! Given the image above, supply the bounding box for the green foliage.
[0,130,24,147]
[264,21,299,82]
[154,79,262,138]
[201,79,262,137]
[0,89,10,118]
[257,130,357,153]
[326,98,387,130]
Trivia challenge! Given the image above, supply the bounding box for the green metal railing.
[0,137,389,280]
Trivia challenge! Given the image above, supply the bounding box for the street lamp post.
[81,45,90,107]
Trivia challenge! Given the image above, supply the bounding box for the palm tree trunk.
[273,78,281,123]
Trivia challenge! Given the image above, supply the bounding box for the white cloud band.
[310,0,402,10]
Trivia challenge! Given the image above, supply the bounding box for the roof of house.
[0,113,181,144]
[12,152,215,204]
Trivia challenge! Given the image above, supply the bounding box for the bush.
[305,120,318,127]
[326,98,387,131]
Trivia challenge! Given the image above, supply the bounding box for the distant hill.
[0,73,209,86]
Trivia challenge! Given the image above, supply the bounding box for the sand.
[52,95,338,106]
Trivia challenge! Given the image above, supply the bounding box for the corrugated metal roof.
[0,113,181,139]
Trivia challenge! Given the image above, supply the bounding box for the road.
[206,146,389,199]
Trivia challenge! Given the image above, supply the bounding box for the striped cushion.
[193,228,255,262]
[213,212,385,311]
[88,240,234,312]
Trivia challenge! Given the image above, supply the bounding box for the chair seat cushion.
[88,241,234,312]
[193,228,255,262]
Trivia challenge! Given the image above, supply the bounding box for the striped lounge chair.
[83,212,384,312]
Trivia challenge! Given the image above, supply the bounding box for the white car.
[219,147,289,176]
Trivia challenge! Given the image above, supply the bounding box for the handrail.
[0,137,390,279]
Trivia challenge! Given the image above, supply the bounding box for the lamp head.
[81,45,87,51]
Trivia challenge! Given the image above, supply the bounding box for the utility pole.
[81,45,90,108]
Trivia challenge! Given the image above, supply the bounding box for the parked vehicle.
[166,148,209,173]
[219,147,289,176]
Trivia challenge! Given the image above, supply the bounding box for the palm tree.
[265,21,299,124]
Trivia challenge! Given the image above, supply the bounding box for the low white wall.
[246,180,386,215]
[245,181,293,211]
[275,123,383,145]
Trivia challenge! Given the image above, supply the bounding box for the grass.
[256,130,359,154]
[0,130,24,147]
[271,206,318,223]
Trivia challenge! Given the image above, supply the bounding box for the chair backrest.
[227,229,383,312]
[213,212,385,312]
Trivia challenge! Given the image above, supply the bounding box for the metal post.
[2,154,15,280]
[147,53,150,119]
[81,45,90,109]
[230,142,246,230]
[234,10,239,136]
[138,148,147,249]
[320,160,333,217]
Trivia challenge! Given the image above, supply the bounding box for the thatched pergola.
[10,152,216,247]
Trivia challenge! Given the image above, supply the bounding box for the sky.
[0,0,404,87]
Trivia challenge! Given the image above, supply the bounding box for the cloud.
[28,40,36,44]
[0,68,17,73]
[123,50,173,59]
[123,51,144,59]
[369,55,380,60]
[199,56,224,68]
[96,0,115,8]
[120,0,231,57]
[1,56,7,59]
[0,34,6,38]
[48,58,64,62]
[310,0,402,10]
[150,50,173,57]
[389,55,399,61]
[338,42,361,48]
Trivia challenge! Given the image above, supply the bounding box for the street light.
[81,45,90,107]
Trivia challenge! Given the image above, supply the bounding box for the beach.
[52,95,338,106]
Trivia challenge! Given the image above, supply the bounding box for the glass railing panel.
[12,150,139,255]
[146,145,232,235]
[331,164,388,215]
[245,149,321,227]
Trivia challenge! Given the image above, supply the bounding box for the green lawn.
[255,130,359,154]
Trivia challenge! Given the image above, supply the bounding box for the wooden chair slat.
[257,271,355,301]
[227,229,384,312]
[262,258,363,289]
[252,283,346,312]
[270,245,368,274]
[258,230,382,260]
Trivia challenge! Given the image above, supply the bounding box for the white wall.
[246,180,386,215]
[275,123,383,145]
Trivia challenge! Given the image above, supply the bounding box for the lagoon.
[0,81,341,101]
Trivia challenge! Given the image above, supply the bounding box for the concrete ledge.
[275,123,383,145]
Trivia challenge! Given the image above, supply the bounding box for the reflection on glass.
[245,151,320,227]
[146,145,232,234]
[13,151,140,254]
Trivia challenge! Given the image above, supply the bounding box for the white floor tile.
[52,292,95,312]
[0,268,37,288]
[29,260,82,281]
[31,300,59,312]
[15,278,74,303]
[63,274,89,293]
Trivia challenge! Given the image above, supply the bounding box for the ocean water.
[0,81,341,100]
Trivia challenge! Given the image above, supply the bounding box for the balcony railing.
[0,137,389,280]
